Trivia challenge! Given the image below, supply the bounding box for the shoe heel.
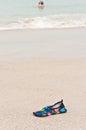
[60,108,67,113]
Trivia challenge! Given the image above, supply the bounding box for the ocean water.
[0,0,86,30]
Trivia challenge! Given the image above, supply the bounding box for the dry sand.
[0,59,86,130]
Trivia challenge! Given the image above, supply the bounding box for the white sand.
[0,28,86,130]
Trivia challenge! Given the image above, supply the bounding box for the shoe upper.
[33,99,67,117]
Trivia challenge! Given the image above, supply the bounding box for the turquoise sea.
[0,0,86,30]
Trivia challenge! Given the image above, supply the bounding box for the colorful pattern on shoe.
[33,99,67,117]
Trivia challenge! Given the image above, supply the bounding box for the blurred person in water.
[38,1,45,8]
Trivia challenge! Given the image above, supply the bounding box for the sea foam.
[0,14,86,30]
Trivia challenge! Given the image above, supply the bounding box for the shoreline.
[0,26,86,32]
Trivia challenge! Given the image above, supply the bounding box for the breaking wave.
[0,14,86,30]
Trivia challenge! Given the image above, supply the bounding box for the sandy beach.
[0,28,86,130]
